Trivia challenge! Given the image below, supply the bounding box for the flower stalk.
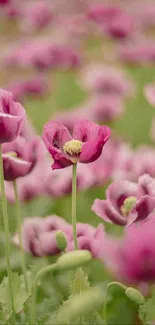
[0,145,16,323]
[72,163,78,250]
[13,180,28,292]
[30,264,57,325]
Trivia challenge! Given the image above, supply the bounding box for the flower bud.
[56,250,92,271]
[125,287,145,304]
[56,288,104,324]
[56,231,67,251]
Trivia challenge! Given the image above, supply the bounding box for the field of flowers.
[1,0,155,324]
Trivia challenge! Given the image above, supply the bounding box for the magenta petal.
[42,120,72,151]
[137,174,155,197]
[2,155,32,181]
[79,125,111,163]
[92,199,126,225]
[49,147,72,170]
[135,195,155,222]
[106,180,138,211]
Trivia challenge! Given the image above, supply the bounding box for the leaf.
[70,268,90,295]
[36,296,61,324]
[0,272,29,319]
[105,283,137,325]
[139,289,155,324]
[53,269,104,325]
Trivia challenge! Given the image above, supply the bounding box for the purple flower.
[2,136,41,181]
[103,215,155,283]
[144,83,155,106]
[4,147,48,202]
[21,215,69,257]
[42,119,111,170]
[84,95,124,123]
[0,89,26,143]
[67,223,105,258]
[79,64,134,98]
[92,175,155,226]
[45,163,94,198]
[23,2,53,31]
[118,41,155,65]
[87,5,123,24]
[7,77,49,102]
[103,12,135,40]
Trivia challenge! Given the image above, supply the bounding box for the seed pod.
[125,287,145,304]
[56,231,67,251]
[56,250,92,270]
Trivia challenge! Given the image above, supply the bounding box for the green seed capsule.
[125,287,145,304]
[56,231,67,251]
[56,250,92,270]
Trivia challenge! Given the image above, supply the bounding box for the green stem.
[0,145,16,323]
[30,264,57,325]
[13,180,28,292]
[104,282,127,323]
[72,163,78,250]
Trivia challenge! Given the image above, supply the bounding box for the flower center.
[63,140,83,157]
[7,151,17,158]
[121,196,137,217]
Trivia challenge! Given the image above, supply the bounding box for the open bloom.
[21,215,69,257]
[42,120,111,170]
[67,223,105,258]
[7,76,49,102]
[103,214,155,283]
[0,89,26,143]
[79,64,134,98]
[2,136,42,181]
[92,174,155,226]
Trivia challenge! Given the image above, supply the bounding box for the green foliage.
[50,268,104,325]
[0,272,29,320]
[105,282,137,325]
[139,288,155,324]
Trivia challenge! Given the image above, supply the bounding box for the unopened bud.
[56,231,67,251]
[125,287,145,304]
[56,250,92,271]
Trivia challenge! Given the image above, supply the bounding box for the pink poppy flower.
[2,136,41,181]
[87,4,123,24]
[104,13,134,40]
[103,215,155,283]
[144,83,155,106]
[67,223,105,258]
[0,89,26,143]
[84,95,124,123]
[21,215,69,257]
[42,119,111,170]
[22,1,53,31]
[7,77,49,102]
[92,175,155,226]
[4,147,48,202]
[79,63,134,98]
[45,163,94,198]
[118,41,155,64]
